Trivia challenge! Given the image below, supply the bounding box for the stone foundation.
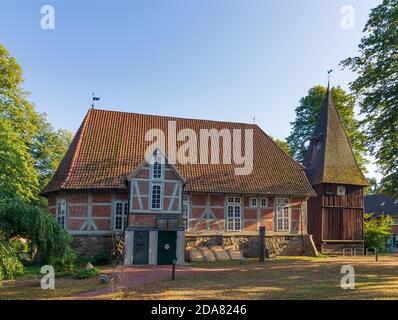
[72,236,113,258]
[185,234,318,258]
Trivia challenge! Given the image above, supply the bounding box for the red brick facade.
[48,190,306,235]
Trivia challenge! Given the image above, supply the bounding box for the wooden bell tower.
[304,86,369,254]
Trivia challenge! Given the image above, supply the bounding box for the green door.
[133,231,149,265]
[157,231,177,265]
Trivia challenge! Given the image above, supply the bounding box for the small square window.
[260,198,267,207]
[227,197,234,203]
[250,198,257,207]
[235,197,241,203]
[337,185,346,196]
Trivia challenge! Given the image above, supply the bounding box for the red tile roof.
[42,109,315,197]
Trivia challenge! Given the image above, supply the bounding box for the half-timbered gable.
[127,150,185,216]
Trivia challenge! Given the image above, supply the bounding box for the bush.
[364,213,393,252]
[53,247,78,272]
[73,267,99,280]
[0,199,75,271]
[91,251,110,266]
[0,240,24,281]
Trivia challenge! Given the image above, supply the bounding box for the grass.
[114,255,398,300]
[1,255,398,300]
[0,266,113,300]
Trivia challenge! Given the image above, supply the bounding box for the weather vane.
[91,93,100,108]
[327,69,333,87]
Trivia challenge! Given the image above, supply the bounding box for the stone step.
[189,248,206,262]
[211,246,231,261]
[199,247,217,262]
[227,249,243,260]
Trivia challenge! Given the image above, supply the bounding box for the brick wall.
[48,191,128,234]
[188,193,307,234]
[48,190,307,236]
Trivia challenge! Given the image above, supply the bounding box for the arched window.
[151,184,162,210]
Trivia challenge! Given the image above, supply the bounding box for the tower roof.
[303,87,368,186]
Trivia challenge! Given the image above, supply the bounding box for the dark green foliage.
[0,200,75,269]
[364,213,393,252]
[0,43,72,204]
[0,240,24,281]
[272,137,292,156]
[73,267,99,280]
[341,0,398,197]
[91,251,110,266]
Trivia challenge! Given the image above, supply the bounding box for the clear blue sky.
[0,0,382,178]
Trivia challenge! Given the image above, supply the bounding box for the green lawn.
[0,266,112,300]
[114,255,398,300]
[1,256,398,300]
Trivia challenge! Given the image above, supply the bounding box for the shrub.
[364,213,393,252]
[0,199,76,271]
[73,267,99,280]
[0,240,24,281]
[53,247,78,272]
[91,251,110,266]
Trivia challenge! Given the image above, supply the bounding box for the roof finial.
[327,69,333,90]
[91,93,100,109]
[253,116,256,125]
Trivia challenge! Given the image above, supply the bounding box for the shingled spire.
[303,87,368,186]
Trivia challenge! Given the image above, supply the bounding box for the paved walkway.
[68,265,246,299]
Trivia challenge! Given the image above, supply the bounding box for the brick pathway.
[67,265,244,300]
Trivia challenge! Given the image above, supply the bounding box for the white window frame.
[114,201,129,231]
[56,200,66,229]
[150,183,163,210]
[182,195,190,231]
[260,198,268,208]
[275,198,290,232]
[226,197,242,231]
[151,151,164,180]
[250,198,258,208]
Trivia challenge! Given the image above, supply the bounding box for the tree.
[272,137,292,156]
[341,0,398,198]
[0,117,39,202]
[366,177,380,195]
[31,118,73,190]
[0,200,75,268]
[286,85,368,170]
[364,213,393,252]
[0,43,72,203]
